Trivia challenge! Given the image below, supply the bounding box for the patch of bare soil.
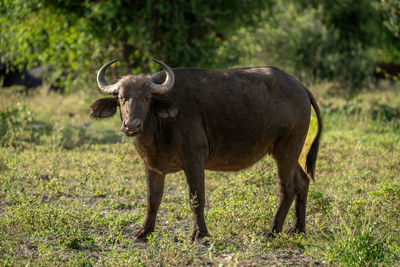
[206,249,322,266]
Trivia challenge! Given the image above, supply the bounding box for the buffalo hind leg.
[268,136,305,237]
[268,159,297,237]
[288,164,310,234]
[183,159,209,241]
[135,167,165,241]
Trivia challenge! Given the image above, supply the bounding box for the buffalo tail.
[305,89,323,180]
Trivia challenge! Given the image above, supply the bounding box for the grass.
[0,82,400,266]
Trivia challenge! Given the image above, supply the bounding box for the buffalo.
[0,63,43,89]
[90,59,322,241]
[0,62,66,92]
[374,62,400,81]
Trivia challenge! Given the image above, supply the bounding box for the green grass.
[1,83,399,266]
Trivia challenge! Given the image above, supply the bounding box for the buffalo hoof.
[134,228,153,242]
[191,229,210,242]
[265,232,277,241]
[287,226,305,235]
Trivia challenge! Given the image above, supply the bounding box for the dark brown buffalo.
[90,59,322,241]
[374,62,400,81]
[0,63,67,92]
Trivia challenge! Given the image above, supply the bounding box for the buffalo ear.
[152,99,178,119]
[90,97,118,119]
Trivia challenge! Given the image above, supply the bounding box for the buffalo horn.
[97,59,120,94]
[149,59,175,94]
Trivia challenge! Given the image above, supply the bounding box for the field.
[1,82,400,266]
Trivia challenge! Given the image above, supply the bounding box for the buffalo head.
[90,59,178,136]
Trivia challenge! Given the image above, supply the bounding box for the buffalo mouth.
[124,131,142,137]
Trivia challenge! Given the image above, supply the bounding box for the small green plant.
[0,102,33,146]
[325,199,398,266]
[327,227,389,266]
[308,189,332,215]
[0,102,52,147]
[57,124,87,149]
[370,103,400,122]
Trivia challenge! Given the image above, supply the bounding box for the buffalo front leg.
[183,161,209,241]
[135,167,165,240]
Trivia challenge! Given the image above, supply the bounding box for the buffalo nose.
[121,119,143,133]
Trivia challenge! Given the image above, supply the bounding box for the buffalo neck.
[133,111,160,148]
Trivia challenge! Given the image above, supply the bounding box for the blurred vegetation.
[0,0,271,90]
[218,0,400,89]
[1,0,399,92]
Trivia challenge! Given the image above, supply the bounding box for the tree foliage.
[0,0,399,92]
[0,0,271,83]
[218,0,399,90]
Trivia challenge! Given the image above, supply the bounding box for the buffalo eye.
[144,96,151,103]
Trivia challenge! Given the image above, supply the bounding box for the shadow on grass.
[1,119,122,149]
[56,124,123,149]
